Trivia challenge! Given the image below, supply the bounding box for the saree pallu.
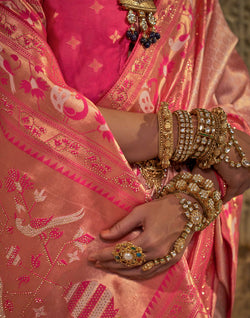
[0,0,249,317]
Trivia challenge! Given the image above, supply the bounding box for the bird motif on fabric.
[15,208,85,237]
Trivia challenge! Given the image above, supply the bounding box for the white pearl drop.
[123,253,133,261]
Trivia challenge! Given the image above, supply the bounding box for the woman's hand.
[88,194,193,280]
[191,166,219,189]
[214,129,250,202]
[192,129,250,203]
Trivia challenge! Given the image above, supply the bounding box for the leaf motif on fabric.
[31,254,42,269]
[6,245,21,266]
[17,275,30,288]
[20,77,49,100]
[34,189,47,202]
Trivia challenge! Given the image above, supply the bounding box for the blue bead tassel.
[140,31,161,48]
[124,7,160,49]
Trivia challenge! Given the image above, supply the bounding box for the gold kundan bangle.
[194,107,228,168]
[171,110,194,162]
[192,107,250,169]
[158,102,174,169]
[161,172,222,229]
[190,108,217,161]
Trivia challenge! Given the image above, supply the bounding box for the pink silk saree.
[0,0,250,317]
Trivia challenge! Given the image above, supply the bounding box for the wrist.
[214,171,227,199]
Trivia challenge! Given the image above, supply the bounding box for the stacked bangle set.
[139,102,249,271]
[158,103,250,170]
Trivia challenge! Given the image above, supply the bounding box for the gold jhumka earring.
[118,0,160,48]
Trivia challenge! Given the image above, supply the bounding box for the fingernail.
[88,255,97,262]
[95,261,102,268]
[101,229,110,236]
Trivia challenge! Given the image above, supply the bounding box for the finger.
[88,246,115,262]
[92,242,176,273]
[94,245,187,280]
[88,237,147,263]
[95,242,148,270]
[95,228,193,279]
[100,208,143,241]
[95,256,180,280]
[92,228,178,266]
[95,259,143,271]
[95,262,155,280]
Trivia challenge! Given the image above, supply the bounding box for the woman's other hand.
[88,194,193,280]
[214,129,250,202]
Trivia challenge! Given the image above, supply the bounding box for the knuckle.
[111,222,121,233]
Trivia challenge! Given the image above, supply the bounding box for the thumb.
[101,209,142,240]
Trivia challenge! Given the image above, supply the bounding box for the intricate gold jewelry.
[192,107,250,169]
[191,108,227,168]
[142,172,222,272]
[142,220,192,272]
[119,0,156,11]
[112,242,145,267]
[190,109,217,162]
[118,0,160,48]
[171,110,194,162]
[158,102,174,169]
[142,192,203,272]
[224,123,250,168]
[214,107,250,168]
[176,194,203,231]
[137,159,166,196]
[162,172,222,229]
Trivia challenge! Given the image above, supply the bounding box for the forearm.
[100,106,250,201]
[99,107,158,161]
[99,107,180,162]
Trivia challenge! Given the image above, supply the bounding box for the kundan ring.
[112,242,145,267]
